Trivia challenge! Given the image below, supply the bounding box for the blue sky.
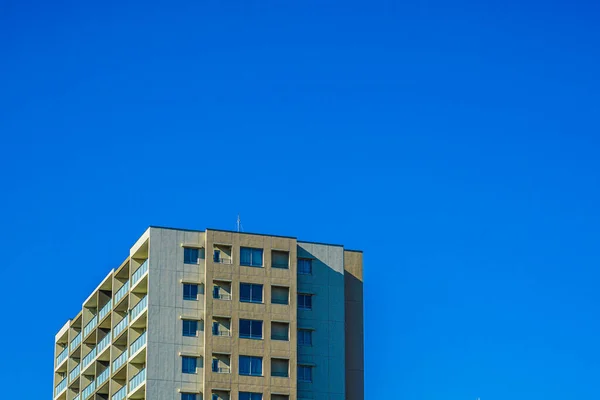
[1,0,600,399]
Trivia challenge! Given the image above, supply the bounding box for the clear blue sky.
[1,0,600,399]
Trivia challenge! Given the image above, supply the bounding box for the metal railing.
[114,281,129,304]
[213,329,231,337]
[130,296,148,321]
[99,299,112,321]
[112,350,128,372]
[129,368,146,391]
[271,262,289,269]
[130,331,147,355]
[111,386,127,400]
[83,316,97,338]
[56,347,68,367]
[113,315,129,338]
[271,334,289,341]
[96,368,110,387]
[271,371,289,377]
[97,334,111,354]
[69,364,80,382]
[73,394,80,400]
[131,260,148,287]
[54,378,67,397]
[82,346,97,369]
[70,332,81,351]
[214,293,232,300]
[214,257,232,264]
[212,366,231,373]
[82,380,96,400]
[271,298,288,305]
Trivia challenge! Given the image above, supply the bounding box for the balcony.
[129,367,146,392]
[130,332,147,357]
[54,377,67,397]
[99,300,112,322]
[69,364,80,382]
[97,334,111,354]
[81,380,96,400]
[70,332,82,351]
[112,350,128,373]
[213,329,231,337]
[212,366,231,373]
[112,386,127,400]
[82,347,97,369]
[83,316,98,338]
[56,347,68,368]
[129,296,148,322]
[131,260,148,287]
[96,368,110,387]
[114,281,130,304]
[113,316,129,339]
[214,293,232,300]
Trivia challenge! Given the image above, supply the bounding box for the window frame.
[239,392,263,400]
[239,319,263,340]
[183,247,200,264]
[239,355,263,376]
[240,247,264,267]
[182,356,197,374]
[297,258,312,275]
[297,294,313,310]
[298,365,313,382]
[183,283,199,301]
[240,283,263,303]
[182,319,198,337]
[298,329,313,346]
[181,394,197,400]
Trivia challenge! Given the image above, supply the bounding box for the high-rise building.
[53,226,364,400]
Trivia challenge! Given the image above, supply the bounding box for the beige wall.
[344,250,364,400]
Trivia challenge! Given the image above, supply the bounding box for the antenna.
[236,214,243,232]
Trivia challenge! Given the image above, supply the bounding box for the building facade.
[53,227,364,400]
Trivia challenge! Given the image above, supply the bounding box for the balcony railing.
[54,377,67,397]
[97,334,111,354]
[113,316,129,338]
[82,380,96,400]
[73,394,80,400]
[214,257,232,264]
[272,371,289,377]
[130,296,148,321]
[130,332,147,356]
[213,293,232,300]
[82,346,97,369]
[112,350,128,372]
[112,386,127,400]
[271,298,288,305]
[271,262,289,269]
[271,334,289,341]
[212,366,231,373]
[96,368,110,387]
[129,368,146,391]
[114,281,129,304]
[131,260,148,287]
[83,316,98,338]
[70,332,81,351]
[213,329,231,337]
[99,300,112,321]
[69,364,80,382]
[56,347,68,367]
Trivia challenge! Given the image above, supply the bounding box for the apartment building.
[53,226,364,400]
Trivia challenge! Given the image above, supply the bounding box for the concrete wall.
[296,242,346,400]
[146,227,206,400]
[344,251,364,400]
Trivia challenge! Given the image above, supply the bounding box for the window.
[183,284,199,300]
[298,258,312,275]
[239,356,262,376]
[271,250,289,269]
[213,249,221,262]
[212,317,231,337]
[182,320,198,337]
[298,365,312,382]
[182,356,197,374]
[240,247,263,267]
[271,286,289,305]
[212,354,230,373]
[298,329,312,346]
[213,281,232,300]
[184,248,199,264]
[271,358,289,377]
[240,283,263,303]
[298,294,312,310]
[239,393,262,400]
[271,322,289,341]
[239,319,263,339]
[271,396,289,400]
[181,394,197,400]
